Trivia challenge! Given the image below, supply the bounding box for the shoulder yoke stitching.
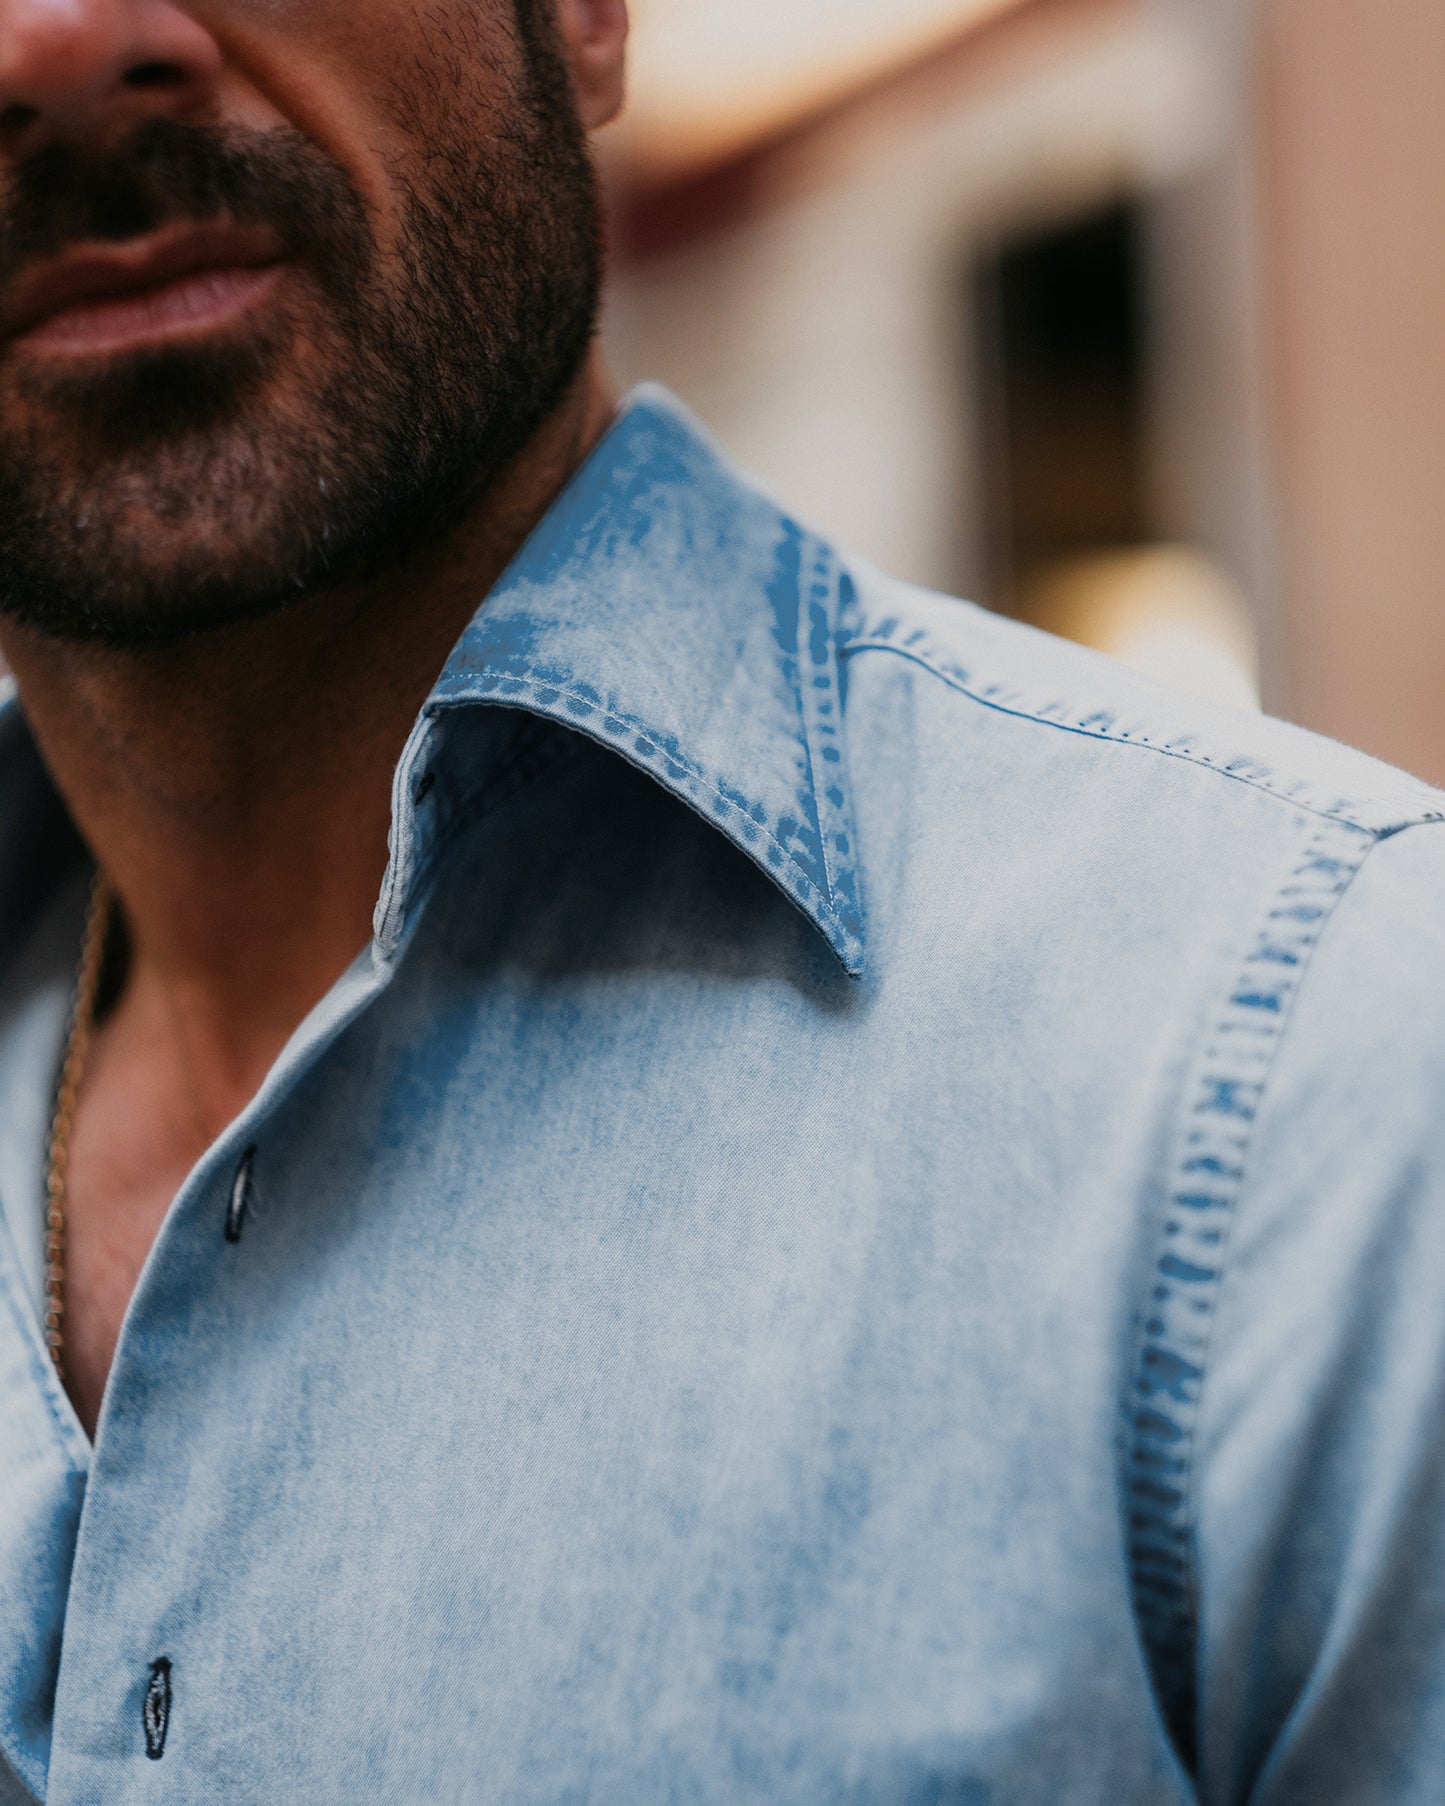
[840,628,1445,839]
[1121,817,1377,1771]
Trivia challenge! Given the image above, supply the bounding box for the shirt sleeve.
[1192,819,1445,1806]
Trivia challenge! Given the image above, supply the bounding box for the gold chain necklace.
[44,873,114,1379]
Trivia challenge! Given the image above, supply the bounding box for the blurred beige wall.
[603,0,1214,598]
[1262,0,1445,782]
[605,0,1445,780]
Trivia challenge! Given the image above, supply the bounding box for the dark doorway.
[974,198,1151,613]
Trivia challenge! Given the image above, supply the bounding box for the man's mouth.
[1,224,287,359]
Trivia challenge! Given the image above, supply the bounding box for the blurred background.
[598,0,1445,781]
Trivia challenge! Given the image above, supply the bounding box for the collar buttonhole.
[225,1147,257,1245]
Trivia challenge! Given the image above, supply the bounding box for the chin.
[0,376,358,648]
[0,481,336,651]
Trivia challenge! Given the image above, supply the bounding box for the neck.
[0,359,616,1115]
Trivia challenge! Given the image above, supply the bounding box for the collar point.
[820,911,867,981]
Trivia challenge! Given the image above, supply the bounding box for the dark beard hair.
[0,7,603,649]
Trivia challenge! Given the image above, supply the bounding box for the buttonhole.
[225,1146,256,1245]
[143,1658,172,1759]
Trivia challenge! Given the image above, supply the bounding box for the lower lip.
[13,263,285,358]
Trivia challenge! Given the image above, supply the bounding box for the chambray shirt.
[2,388,1445,1806]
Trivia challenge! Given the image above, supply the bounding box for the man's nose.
[0,0,223,157]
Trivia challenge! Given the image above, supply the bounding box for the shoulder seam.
[1120,817,1382,1772]
[1376,814,1445,842]
[840,629,1445,839]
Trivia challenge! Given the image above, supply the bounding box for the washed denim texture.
[0,388,1444,1805]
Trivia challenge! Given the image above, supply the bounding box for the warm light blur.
[1023,547,1261,713]
[617,0,1028,175]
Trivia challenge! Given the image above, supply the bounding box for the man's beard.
[0,19,602,650]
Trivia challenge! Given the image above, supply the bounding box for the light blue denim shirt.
[2,387,1444,1806]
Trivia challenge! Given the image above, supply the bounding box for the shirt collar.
[0,387,868,980]
[423,384,866,976]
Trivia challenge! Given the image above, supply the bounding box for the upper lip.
[1,223,286,343]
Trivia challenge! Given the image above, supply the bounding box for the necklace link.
[44,872,113,1379]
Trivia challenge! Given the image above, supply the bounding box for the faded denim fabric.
[1,387,1444,1806]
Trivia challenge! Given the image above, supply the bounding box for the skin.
[0,0,629,1437]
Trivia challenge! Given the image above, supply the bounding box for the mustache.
[0,118,372,292]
